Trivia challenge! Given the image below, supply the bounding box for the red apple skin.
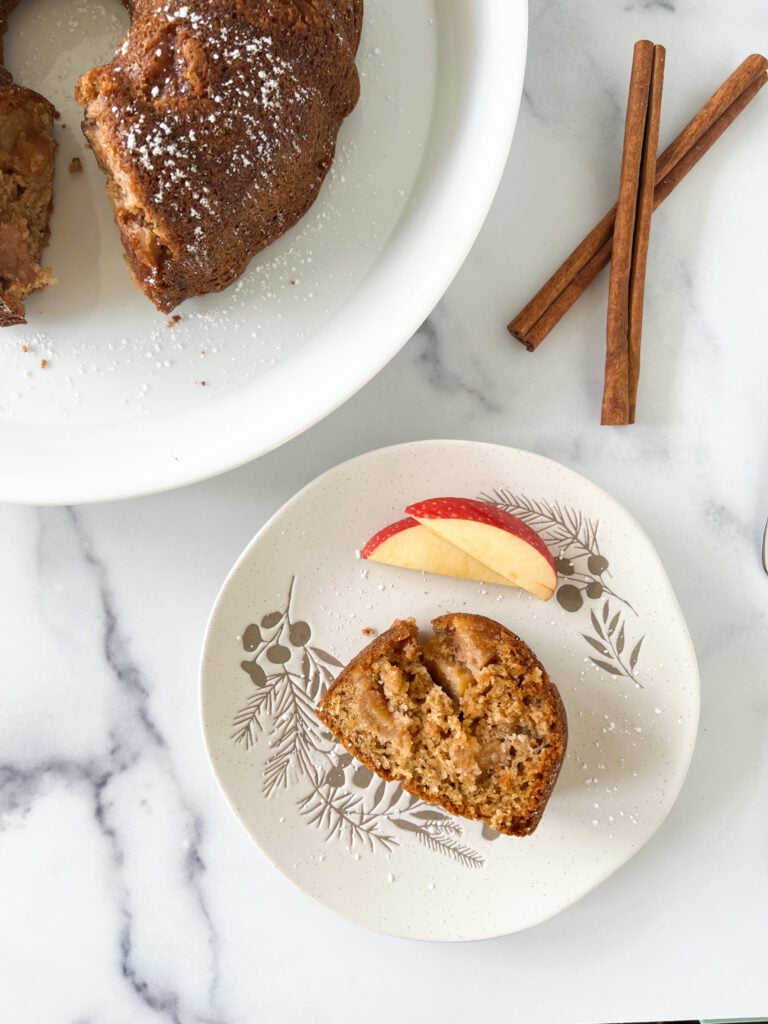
[404,497,555,568]
[360,517,418,559]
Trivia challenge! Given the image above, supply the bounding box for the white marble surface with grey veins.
[2,1,768,1021]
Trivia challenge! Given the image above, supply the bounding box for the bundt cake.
[0,0,362,323]
[317,614,568,837]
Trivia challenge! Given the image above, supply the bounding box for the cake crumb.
[68,157,82,173]
[197,380,207,386]
[318,615,567,837]
[21,343,28,353]
[40,358,48,369]
[167,314,182,327]
[361,627,377,636]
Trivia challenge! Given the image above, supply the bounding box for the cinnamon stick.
[602,42,665,425]
[627,45,665,423]
[509,52,768,351]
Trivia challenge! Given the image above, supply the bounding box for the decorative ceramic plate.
[200,441,700,941]
[0,0,526,503]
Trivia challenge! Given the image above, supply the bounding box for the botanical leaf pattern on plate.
[482,491,644,684]
[233,577,487,867]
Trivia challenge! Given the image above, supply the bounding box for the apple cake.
[316,613,567,836]
[0,74,56,326]
[75,0,363,313]
[0,0,361,323]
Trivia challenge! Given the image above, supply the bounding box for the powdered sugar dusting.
[84,1,329,278]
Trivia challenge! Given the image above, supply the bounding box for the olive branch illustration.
[232,577,486,867]
[482,490,644,686]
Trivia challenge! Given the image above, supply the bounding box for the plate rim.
[199,438,701,941]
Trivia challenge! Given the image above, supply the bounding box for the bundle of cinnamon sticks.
[508,48,768,425]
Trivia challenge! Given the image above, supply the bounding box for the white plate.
[0,0,526,504]
[200,440,700,941]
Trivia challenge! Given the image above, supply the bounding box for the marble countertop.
[2,1,768,1021]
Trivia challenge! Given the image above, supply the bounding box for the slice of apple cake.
[316,614,567,836]
[0,76,57,326]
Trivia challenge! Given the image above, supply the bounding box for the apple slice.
[361,517,512,586]
[405,497,557,601]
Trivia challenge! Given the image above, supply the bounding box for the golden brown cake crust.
[317,614,568,837]
[74,0,363,312]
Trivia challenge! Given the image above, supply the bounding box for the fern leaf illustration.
[483,490,601,557]
[413,830,485,869]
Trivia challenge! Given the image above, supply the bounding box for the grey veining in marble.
[2,509,221,1021]
[2,0,768,1021]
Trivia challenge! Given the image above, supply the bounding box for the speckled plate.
[200,441,700,941]
[0,0,526,503]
